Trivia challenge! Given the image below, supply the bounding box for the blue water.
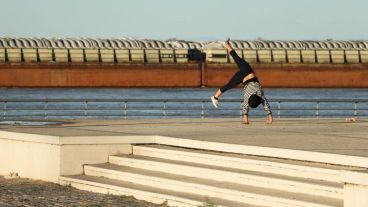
[0,88,367,119]
[1,88,368,99]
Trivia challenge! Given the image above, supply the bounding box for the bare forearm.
[266,114,273,124]
[243,114,249,124]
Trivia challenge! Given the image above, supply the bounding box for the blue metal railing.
[0,98,367,120]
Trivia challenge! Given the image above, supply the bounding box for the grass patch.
[198,202,217,207]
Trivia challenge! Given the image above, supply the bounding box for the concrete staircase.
[59,144,361,207]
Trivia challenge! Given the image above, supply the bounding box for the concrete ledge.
[2,130,368,184]
[342,170,368,186]
[59,136,155,145]
[342,170,368,207]
[155,136,368,169]
[0,131,155,145]
[0,130,60,144]
[0,130,155,182]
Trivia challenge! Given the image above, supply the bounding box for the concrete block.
[286,50,301,63]
[229,50,243,63]
[85,49,99,62]
[360,50,368,63]
[7,48,22,62]
[345,184,368,207]
[115,49,129,63]
[54,49,69,62]
[0,130,154,183]
[109,155,341,203]
[59,175,213,207]
[69,49,85,63]
[174,49,188,63]
[130,49,144,63]
[133,145,342,182]
[0,48,5,62]
[345,50,360,63]
[343,170,368,207]
[160,49,175,63]
[316,50,331,63]
[258,50,272,63]
[100,49,115,63]
[331,50,345,63]
[301,50,316,63]
[38,49,53,62]
[243,50,257,63]
[272,50,287,63]
[22,48,38,62]
[155,136,368,168]
[145,49,159,63]
[60,144,131,176]
[0,134,61,182]
[204,49,228,63]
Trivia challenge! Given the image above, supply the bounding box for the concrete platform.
[2,118,368,207]
[1,118,367,157]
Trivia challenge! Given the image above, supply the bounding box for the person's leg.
[211,70,243,108]
[211,90,221,108]
[225,41,254,74]
[214,89,222,98]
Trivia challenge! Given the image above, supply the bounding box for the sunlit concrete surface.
[1,118,367,157]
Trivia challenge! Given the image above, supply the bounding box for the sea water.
[0,88,367,119]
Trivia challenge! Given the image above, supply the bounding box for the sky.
[0,0,366,41]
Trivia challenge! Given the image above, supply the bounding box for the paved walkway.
[1,118,367,157]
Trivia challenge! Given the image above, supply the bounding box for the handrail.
[0,98,367,120]
[0,98,368,102]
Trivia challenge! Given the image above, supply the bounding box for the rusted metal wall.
[0,63,202,88]
[0,63,367,88]
[205,63,368,88]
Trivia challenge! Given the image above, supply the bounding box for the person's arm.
[242,100,250,124]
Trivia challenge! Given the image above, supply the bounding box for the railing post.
[163,101,167,119]
[3,101,6,120]
[124,101,127,120]
[44,101,48,120]
[354,102,358,117]
[277,101,281,118]
[316,101,320,119]
[201,101,204,119]
[84,101,88,119]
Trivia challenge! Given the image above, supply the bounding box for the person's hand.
[266,114,273,124]
[243,115,249,125]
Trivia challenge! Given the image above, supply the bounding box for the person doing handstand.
[211,40,273,124]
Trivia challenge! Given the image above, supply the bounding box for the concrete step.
[133,144,360,183]
[84,163,342,207]
[59,175,256,207]
[109,154,343,199]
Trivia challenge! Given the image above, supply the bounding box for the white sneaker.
[211,96,219,108]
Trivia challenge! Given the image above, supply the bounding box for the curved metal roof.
[220,40,368,50]
[0,37,367,50]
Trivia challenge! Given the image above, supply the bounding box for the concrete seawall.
[1,62,368,88]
